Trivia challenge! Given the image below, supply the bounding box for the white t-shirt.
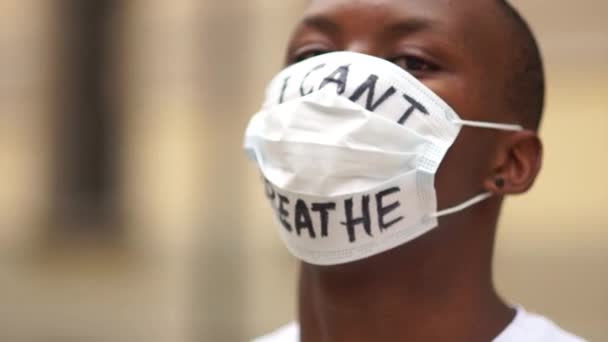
[252,307,587,342]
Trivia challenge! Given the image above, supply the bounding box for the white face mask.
[244,51,522,266]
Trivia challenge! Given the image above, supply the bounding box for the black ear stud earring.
[495,178,505,188]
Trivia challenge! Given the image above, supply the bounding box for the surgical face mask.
[244,51,522,266]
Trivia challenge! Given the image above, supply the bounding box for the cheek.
[420,71,502,208]
[434,128,497,209]
[421,75,469,113]
[423,72,493,122]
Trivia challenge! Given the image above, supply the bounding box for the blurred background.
[0,0,605,341]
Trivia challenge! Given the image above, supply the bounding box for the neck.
[298,201,515,342]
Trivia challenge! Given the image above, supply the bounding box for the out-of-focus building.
[0,1,606,341]
[0,1,205,341]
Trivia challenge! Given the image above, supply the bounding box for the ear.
[483,130,543,195]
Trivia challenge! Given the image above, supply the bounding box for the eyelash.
[290,48,331,64]
[388,55,440,75]
[290,49,441,76]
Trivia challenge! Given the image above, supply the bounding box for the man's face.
[287,0,515,210]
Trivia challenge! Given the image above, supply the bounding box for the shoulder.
[494,307,587,342]
[251,322,300,342]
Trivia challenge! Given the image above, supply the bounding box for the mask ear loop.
[429,120,520,217]
[453,119,524,132]
[430,192,494,218]
[430,119,524,217]
[429,118,522,217]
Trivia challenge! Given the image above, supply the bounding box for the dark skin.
[284,1,543,341]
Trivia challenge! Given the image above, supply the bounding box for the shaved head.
[496,1,545,130]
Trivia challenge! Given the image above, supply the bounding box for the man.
[245,0,587,341]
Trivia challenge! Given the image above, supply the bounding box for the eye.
[289,48,331,64]
[389,55,440,76]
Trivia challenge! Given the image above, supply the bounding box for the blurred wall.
[0,0,605,341]
[0,0,203,341]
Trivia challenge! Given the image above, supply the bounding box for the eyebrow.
[298,14,441,37]
[384,17,440,36]
[299,15,341,35]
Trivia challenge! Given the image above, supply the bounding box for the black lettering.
[278,195,292,232]
[278,76,291,104]
[340,195,372,243]
[311,202,337,237]
[349,74,397,112]
[376,187,404,231]
[300,63,326,96]
[319,64,350,95]
[398,93,429,124]
[295,200,316,238]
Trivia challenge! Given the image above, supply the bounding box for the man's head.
[286,0,544,229]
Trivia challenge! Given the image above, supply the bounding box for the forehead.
[306,0,461,19]
[299,0,501,54]
[304,0,473,31]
